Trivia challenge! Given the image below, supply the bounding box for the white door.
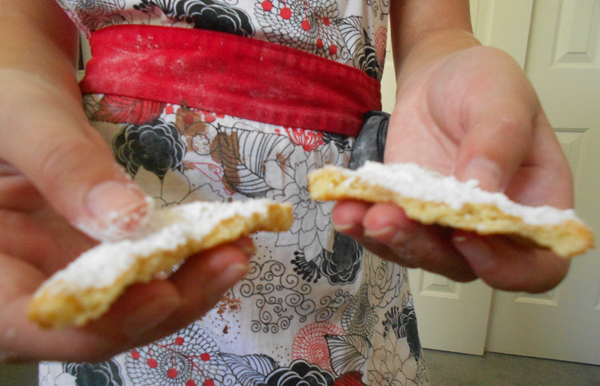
[381,0,600,364]
[486,0,600,366]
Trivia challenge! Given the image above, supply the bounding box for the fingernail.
[77,180,153,241]
[454,235,497,270]
[230,238,257,257]
[363,227,388,239]
[123,295,181,336]
[0,351,17,363]
[392,230,409,245]
[209,263,249,303]
[333,220,355,233]
[364,226,408,245]
[460,157,504,192]
[0,162,19,176]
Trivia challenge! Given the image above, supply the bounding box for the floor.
[424,349,600,386]
[0,362,37,386]
[1,350,600,385]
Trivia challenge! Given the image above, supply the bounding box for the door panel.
[407,270,492,355]
[381,0,600,363]
[486,0,600,365]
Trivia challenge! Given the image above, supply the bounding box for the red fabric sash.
[80,25,382,136]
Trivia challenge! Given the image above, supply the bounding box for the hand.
[0,70,252,363]
[332,46,573,293]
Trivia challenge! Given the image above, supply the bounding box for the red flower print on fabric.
[292,322,344,372]
[125,323,227,386]
[374,26,387,65]
[333,371,367,386]
[254,0,344,60]
[281,127,324,151]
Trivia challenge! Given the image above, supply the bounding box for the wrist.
[394,29,481,89]
[0,3,80,100]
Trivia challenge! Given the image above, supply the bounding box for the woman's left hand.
[332,45,573,293]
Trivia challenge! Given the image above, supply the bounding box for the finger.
[0,161,19,177]
[2,280,182,363]
[0,294,166,363]
[441,51,538,192]
[80,280,183,356]
[500,114,574,209]
[0,242,253,363]
[92,242,252,355]
[331,200,371,237]
[362,203,476,281]
[129,243,252,347]
[0,210,54,265]
[0,297,113,363]
[0,207,95,273]
[0,70,151,241]
[453,232,571,293]
[0,252,117,363]
[0,175,45,211]
[333,202,476,282]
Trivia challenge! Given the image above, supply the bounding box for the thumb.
[451,84,537,192]
[0,71,151,241]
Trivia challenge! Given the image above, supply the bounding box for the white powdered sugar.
[39,199,273,293]
[339,161,580,226]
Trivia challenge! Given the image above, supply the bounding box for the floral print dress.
[39,1,430,385]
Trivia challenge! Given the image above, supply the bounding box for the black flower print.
[322,132,351,153]
[220,352,280,384]
[366,0,390,21]
[320,232,363,285]
[383,302,422,360]
[211,126,293,197]
[356,32,382,80]
[292,249,322,283]
[63,359,125,386]
[255,0,344,59]
[135,0,255,36]
[114,118,186,180]
[341,284,377,339]
[325,334,371,376]
[258,359,335,386]
[66,0,127,32]
[292,232,362,285]
[338,16,383,80]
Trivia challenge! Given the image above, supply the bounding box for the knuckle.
[70,337,127,363]
[393,245,421,268]
[36,136,97,191]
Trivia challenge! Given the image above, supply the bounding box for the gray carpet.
[424,349,600,386]
[1,350,600,385]
[0,362,38,386]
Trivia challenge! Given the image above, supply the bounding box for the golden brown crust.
[307,167,594,258]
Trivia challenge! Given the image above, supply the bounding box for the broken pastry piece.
[28,199,293,329]
[307,162,594,258]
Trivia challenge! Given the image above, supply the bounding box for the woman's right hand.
[0,64,253,363]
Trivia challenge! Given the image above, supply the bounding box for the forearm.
[390,0,480,88]
[0,0,80,101]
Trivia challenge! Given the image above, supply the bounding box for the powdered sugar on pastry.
[28,199,293,329]
[342,162,576,225]
[307,162,594,258]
